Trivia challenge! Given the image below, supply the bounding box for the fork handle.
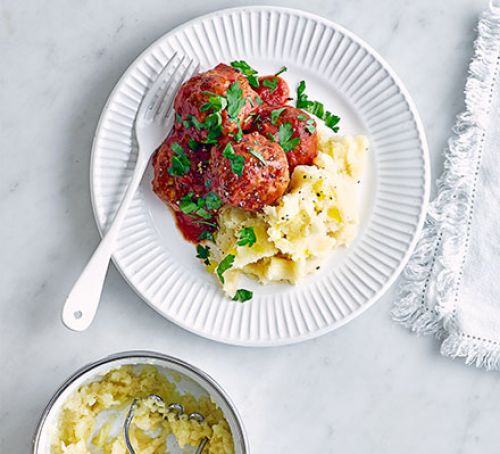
[62,158,149,331]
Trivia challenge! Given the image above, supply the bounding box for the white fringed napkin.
[393,3,500,370]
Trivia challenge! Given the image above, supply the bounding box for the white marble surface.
[1,0,499,452]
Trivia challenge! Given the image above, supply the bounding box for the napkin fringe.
[392,221,446,336]
[393,8,500,368]
[441,333,500,371]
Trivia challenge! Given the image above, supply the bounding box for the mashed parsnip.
[51,366,234,454]
[209,129,368,297]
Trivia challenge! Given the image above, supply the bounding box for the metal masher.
[123,394,208,453]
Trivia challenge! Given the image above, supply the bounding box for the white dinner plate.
[90,6,429,346]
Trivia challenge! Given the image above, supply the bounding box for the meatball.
[210,133,290,211]
[173,63,258,143]
[254,75,290,107]
[250,106,318,172]
[152,130,210,211]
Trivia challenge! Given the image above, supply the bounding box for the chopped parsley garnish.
[303,99,324,118]
[323,111,341,131]
[198,230,215,242]
[194,206,211,220]
[202,112,223,144]
[204,179,212,188]
[168,142,191,176]
[178,193,212,220]
[223,142,245,176]
[248,148,267,166]
[297,114,307,121]
[205,191,222,210]
[175,112,182,123]
[237,227,257,247]
[233,289,253,302]
[231,123,243,142]
[196,244,211,265]
[178,193,198,214]
[275,66,287,76]
[270,107,286,125]
[230,60,259,88]
[296,80,341,132]
[187,114,204,131]
[305,118,316,134]
[188,138,200,150]
[192,219,217,228]
[216,254,235,284]
[278,122,301,152]
[266,132,276,142]
[226,81,247,119]
[182,113,222,144]
[296,80,308,108]
[200,92,227,113]
[262,77,278,93]
[255,95,263,105]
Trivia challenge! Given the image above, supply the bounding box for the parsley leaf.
[188,115,204,131]
[223,142,245,176]
[255,95,263,105]
[270,107,286,125]
[194,197,211,219]
[324,111,341,131]
[233,289,253,302]
[275,66,287,76]
[200,92,227,112]
[262,77,278,93]
[278,122,301,152]
[231,123,243,142]
[198,230,215,242]
[230,60,259,88]
[305,118,316,134]
[216,254,235,284]
[248,147,267,166]
[297,114,307,121]
[297,80,307,105]
[205,191,222,210]
[195,207,211,219]
[237,227,257,247]
[168,142,191,177]
[196,245,210,259]
[204,179,212,188]
[229,156,244,176]
[192,219,217,228]
[226,81,247,119]
[178,193,212,220]
[202,112,222,144]
[296,80,341,133]
[196,244,211,265]
[183,111,223,145]
[178,193,198,214]
[305,101,324,118]
[188,138,200,150]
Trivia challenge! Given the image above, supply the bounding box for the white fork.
[62,54,200,331]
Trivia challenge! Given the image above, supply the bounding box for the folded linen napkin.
[393,3,500,371]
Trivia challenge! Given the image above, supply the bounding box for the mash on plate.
[209,130,368,296]
[51,366,234,454]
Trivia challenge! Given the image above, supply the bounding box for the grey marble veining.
[1,0,498,453]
